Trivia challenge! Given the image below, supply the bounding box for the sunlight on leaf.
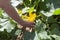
[54,8,60,15]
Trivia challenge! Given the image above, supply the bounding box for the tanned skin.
[0,0,34,28]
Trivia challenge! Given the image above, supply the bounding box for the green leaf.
[15,29,21,35]
[0,8,4,18]
[51,35,60,40]
[38,31,51,40]
[35,19,46,33]
[50,23,60,36]
[23,0,30,6]
[35,19,51,40]
[0,25,2,28]
[53,8,60,15]
[23,31,35,40]
[34,32,39,40]
[36,0,50,13]
[0,18,16,32]
[0,8,3,14]
[47,17,56,23]
[28,6,35,13]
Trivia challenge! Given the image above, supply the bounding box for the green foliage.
[0,8,4,18]
[0,28,18,40]
[23,31,35,40]
[0,8,21,40]
[54,8,60,15]
[0,0,60,40]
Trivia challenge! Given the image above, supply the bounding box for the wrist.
[19,19,24,25]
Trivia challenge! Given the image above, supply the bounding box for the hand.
[20,21,35,32]
[21,21,35,28]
